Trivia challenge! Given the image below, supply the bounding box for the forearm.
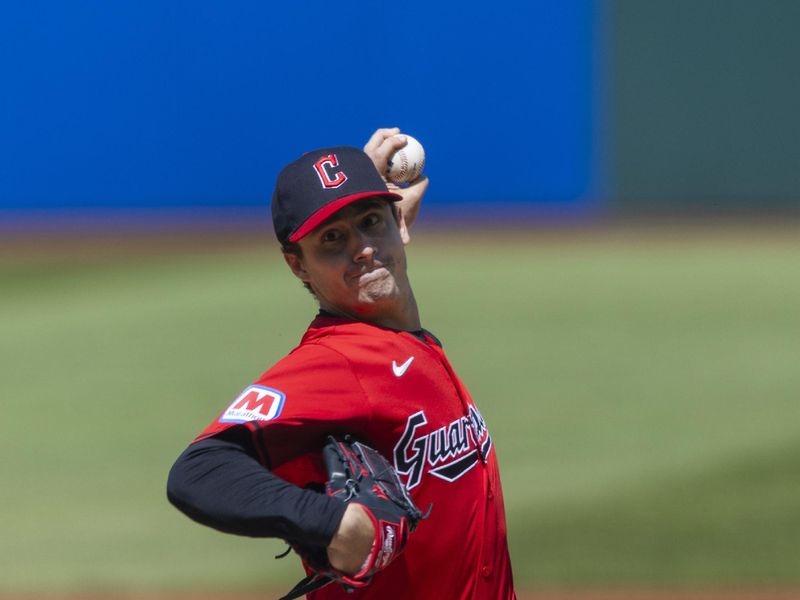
[166,432,346,546]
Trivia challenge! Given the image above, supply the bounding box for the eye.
[321,229,343,243]
[362,212,382,228]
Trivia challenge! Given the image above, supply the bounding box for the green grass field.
[1,226,799,594]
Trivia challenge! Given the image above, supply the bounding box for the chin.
[347,293,397,320]
[356,292,395,311]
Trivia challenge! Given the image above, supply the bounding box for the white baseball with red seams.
[386,134,426,183]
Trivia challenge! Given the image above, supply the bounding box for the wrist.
[326,503,376,575]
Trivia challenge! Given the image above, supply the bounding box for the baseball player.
[167,128,516,599]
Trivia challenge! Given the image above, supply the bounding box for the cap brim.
[288,191,403,243]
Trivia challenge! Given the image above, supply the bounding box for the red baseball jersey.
[198,315,516,599]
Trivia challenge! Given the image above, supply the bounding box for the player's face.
[284,198,414,327]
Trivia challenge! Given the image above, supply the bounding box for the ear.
[396,206,411,246]
[283,252,311,283]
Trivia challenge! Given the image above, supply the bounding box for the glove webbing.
[277,573,335,600]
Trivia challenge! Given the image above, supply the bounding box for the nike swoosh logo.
[392,356,414,377]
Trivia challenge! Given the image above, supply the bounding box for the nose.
[353,231,376,263]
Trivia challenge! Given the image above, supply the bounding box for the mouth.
[351,263,392,283]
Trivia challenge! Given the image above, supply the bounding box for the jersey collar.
[312,310,442,347]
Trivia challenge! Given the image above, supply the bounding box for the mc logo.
[220,385,285,423]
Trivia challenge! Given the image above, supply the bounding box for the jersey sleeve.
[167,429,347,546]
[195,342,372,477]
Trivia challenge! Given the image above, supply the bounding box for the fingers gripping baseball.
[363,127,428,232]
[363,127,405,175]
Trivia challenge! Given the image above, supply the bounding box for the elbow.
[166,453,195,514]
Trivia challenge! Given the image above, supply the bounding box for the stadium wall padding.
[0,0,598,225]
[5,0,796,229]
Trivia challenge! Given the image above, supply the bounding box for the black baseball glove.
[278,435,428,600]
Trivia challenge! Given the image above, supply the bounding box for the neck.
[320,291,421,332]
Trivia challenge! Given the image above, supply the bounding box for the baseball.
[386,134,426,183]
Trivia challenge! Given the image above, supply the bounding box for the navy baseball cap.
[271,146,402,246]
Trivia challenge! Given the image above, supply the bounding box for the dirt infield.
[518,593,800,600]
[3,592,799,600]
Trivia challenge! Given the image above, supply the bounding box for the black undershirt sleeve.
[166,427,347,547]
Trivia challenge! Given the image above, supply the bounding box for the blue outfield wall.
[0,1,600,227]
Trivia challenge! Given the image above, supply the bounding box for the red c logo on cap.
[313,154,348,189]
